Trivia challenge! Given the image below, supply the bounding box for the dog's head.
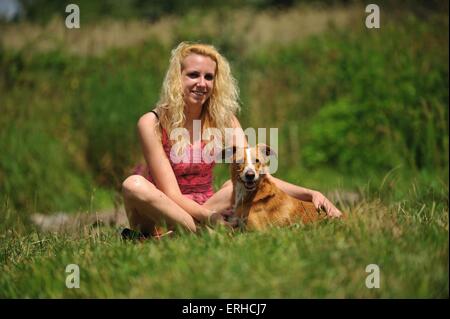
[222,144,277,192]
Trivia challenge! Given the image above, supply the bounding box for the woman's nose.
[197,76,206,87]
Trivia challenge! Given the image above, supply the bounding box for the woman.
[121,42,341,238]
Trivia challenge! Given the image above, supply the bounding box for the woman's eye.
[187,72,199,78]
[205,74,214,81]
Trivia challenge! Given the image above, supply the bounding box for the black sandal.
[120,228,150,241]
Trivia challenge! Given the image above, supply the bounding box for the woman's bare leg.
[122,175,197,234]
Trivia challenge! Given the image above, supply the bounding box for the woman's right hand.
[207,210,236,228]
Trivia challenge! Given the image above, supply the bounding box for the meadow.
[0,1,448,298]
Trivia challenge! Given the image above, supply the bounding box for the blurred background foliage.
[10,0,448,24]
[0,0,448,213]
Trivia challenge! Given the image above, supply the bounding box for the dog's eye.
[255,158,260,163]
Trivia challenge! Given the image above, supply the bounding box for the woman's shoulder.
[138,110,159,125]
[137,111,159,128]
[137,111,162,139]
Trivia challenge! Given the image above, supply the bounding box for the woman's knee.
[122,175,157,202]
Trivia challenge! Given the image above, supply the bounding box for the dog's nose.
[245,171,255,181]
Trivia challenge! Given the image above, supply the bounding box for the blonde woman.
[121,42,341,239]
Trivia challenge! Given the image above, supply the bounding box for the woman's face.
[181,53,216,108]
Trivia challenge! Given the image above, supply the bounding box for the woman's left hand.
[311,191,342,218]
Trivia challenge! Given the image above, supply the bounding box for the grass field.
[1,177,448,298]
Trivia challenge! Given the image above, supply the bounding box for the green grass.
[0,185,448,298]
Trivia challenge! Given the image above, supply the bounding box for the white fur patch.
[245,148,254,169]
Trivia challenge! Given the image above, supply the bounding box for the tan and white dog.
[224,144,324,231]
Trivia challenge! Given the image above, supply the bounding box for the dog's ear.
[216,145,237,163]
[257,143,277,159]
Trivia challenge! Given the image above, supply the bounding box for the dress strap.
[150,110,159,120]
[149,110,168,144]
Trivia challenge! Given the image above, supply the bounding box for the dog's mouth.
[240,179,257,191]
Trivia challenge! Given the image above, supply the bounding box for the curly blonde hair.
[154,42,240,147]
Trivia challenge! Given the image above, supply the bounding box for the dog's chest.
[231,182,255,227]
[233,182,247,211]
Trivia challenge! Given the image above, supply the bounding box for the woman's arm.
[268,175,342,218]
[137,112,213,222]
[267,175,315,201]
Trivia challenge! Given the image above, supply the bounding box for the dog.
[223,144,324,231]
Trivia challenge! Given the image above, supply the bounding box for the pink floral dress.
[134,126,215,205]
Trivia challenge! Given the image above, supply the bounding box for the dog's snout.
[245,171,255,181]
